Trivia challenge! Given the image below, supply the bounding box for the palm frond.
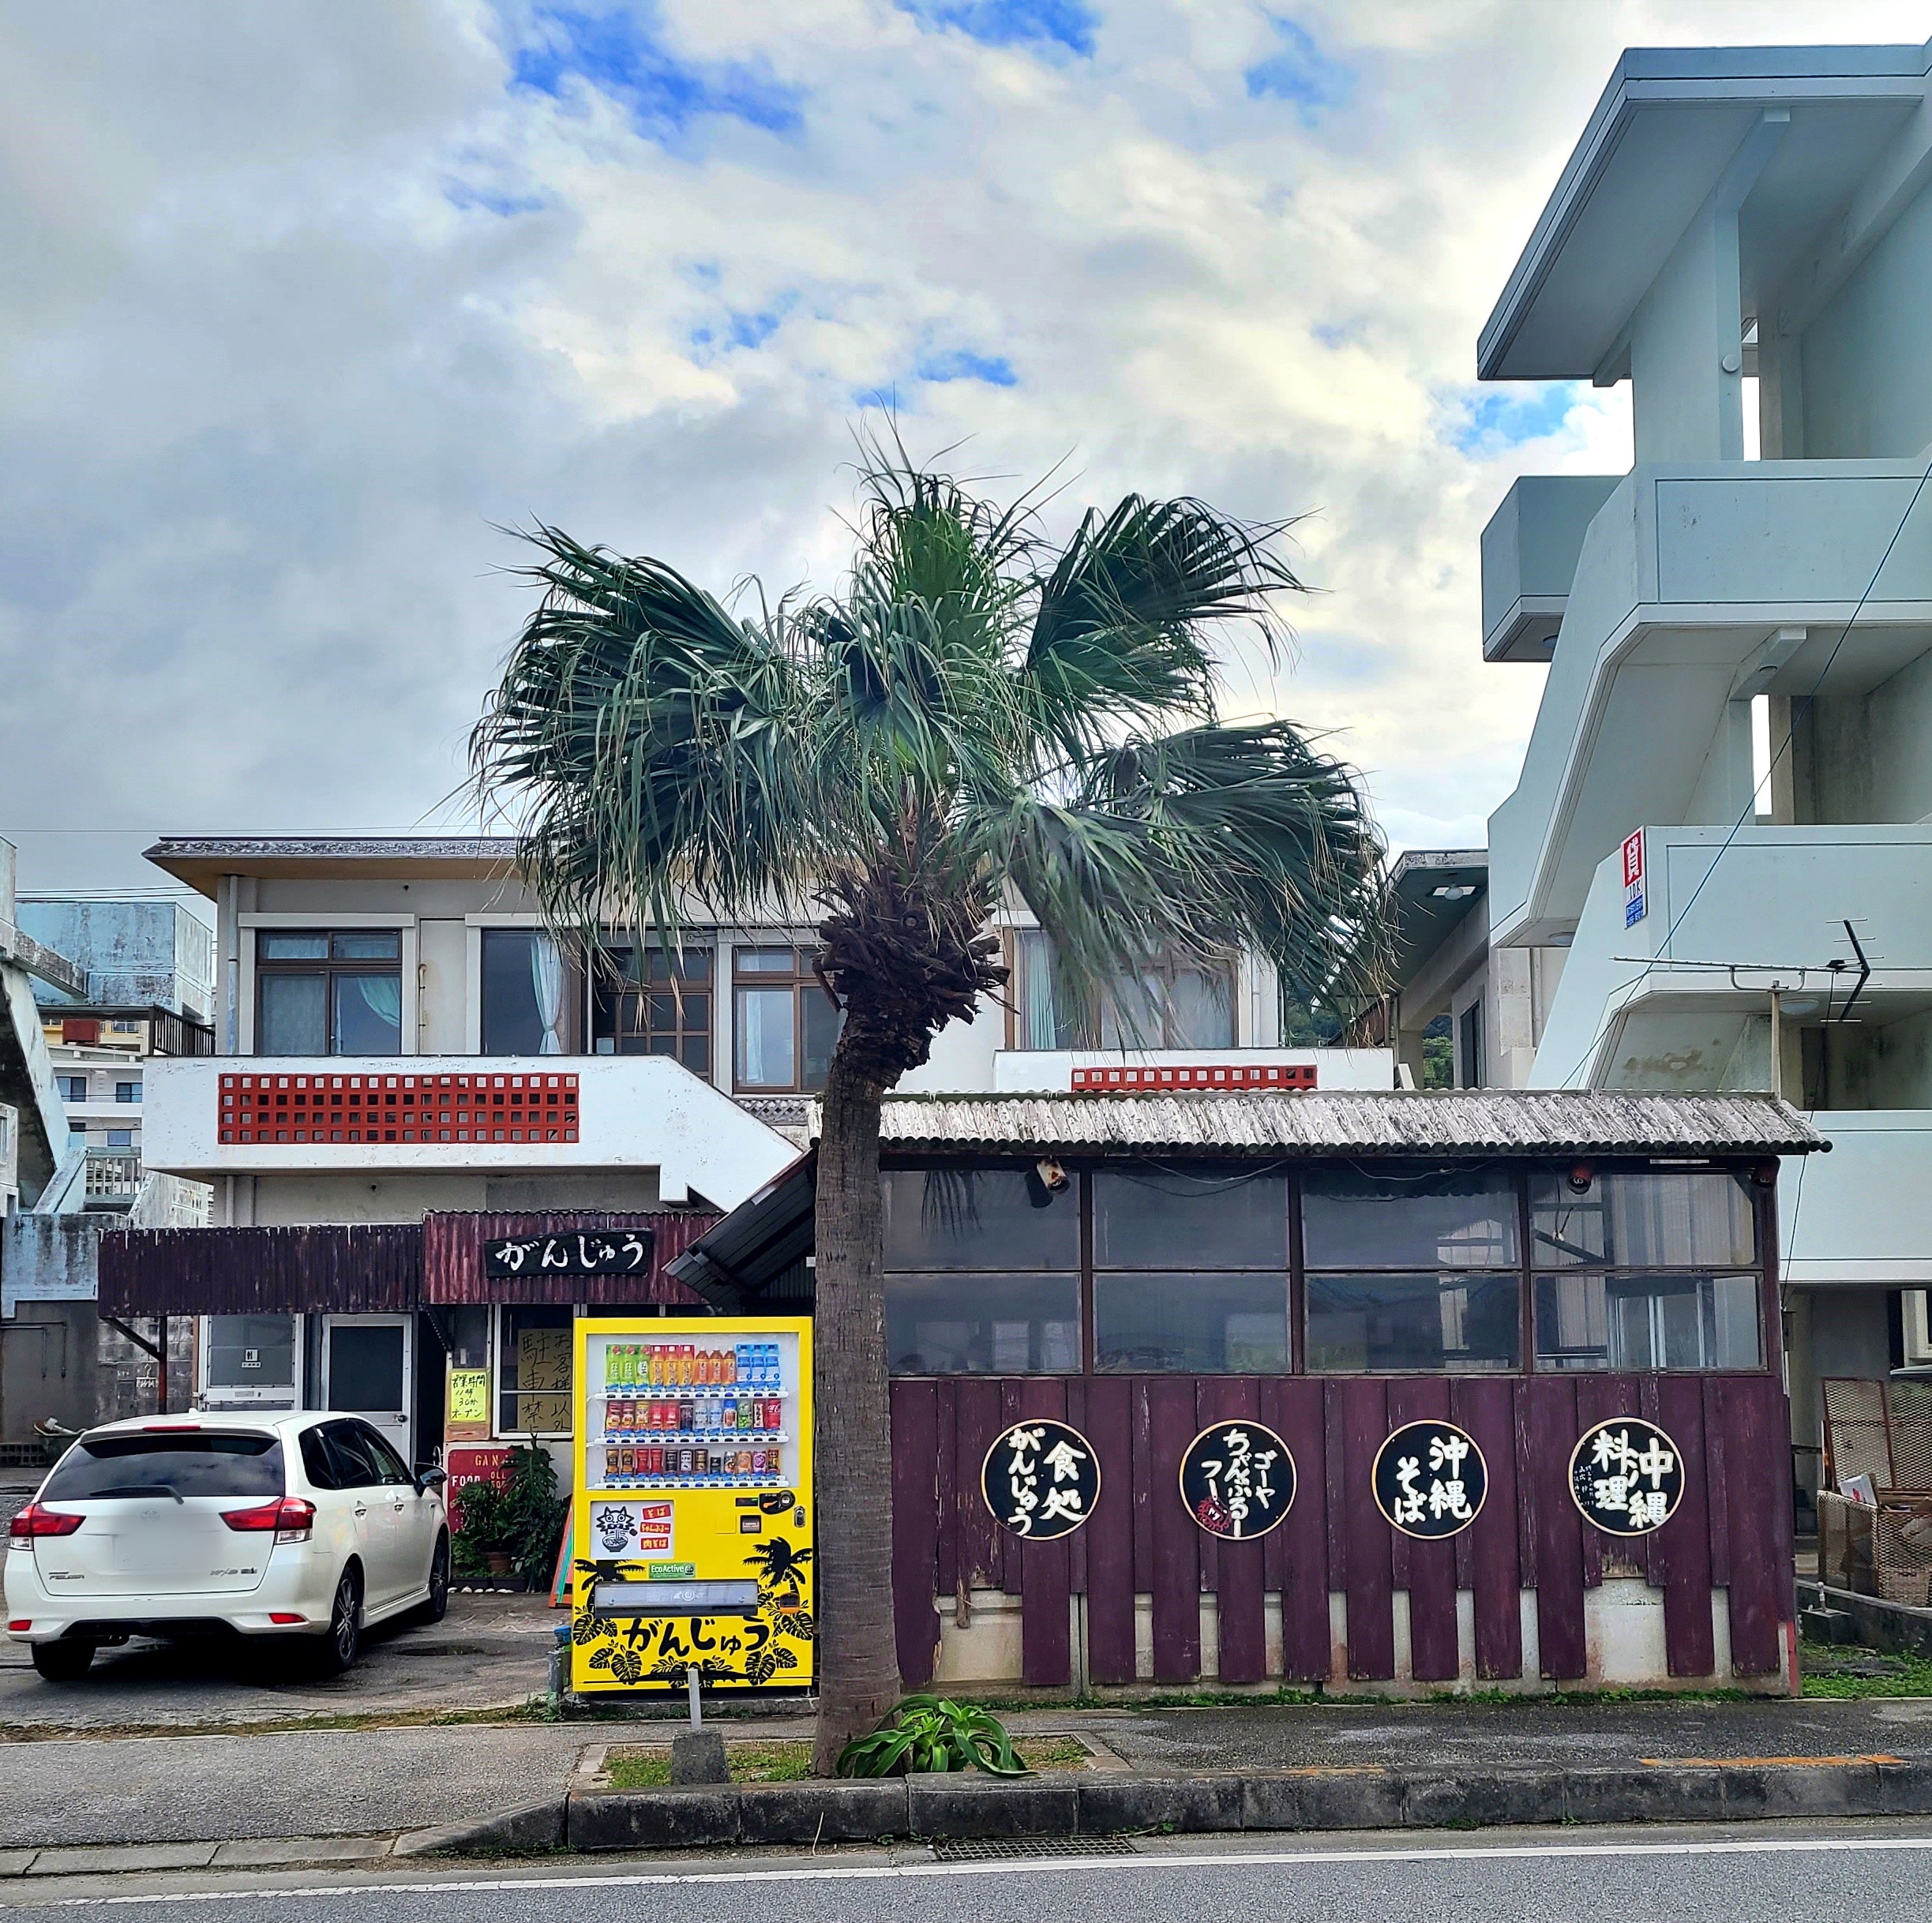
[1019,497,1307,765]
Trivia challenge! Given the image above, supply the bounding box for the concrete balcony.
[1781,1111,1932,1291]
[1489,460,1932,947]
[142,1055,795,1209]
[989,1047,1394,1093]
[1480,474,1621,661]
[1531,823,1932,1091]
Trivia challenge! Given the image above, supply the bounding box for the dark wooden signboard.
[1179,1419,1296,1539]
[1371,1418,1487,1540]
[1570,1417,1686,1535]
[483,1229,654,1280]
[981,1418,1098,1541]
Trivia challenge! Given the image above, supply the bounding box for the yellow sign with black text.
[569,1317,813,1692]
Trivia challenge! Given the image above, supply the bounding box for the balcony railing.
[84,1149,142,1207]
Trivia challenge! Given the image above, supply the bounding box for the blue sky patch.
[914,347,1019,387]
[445,182,548,217]
[1246,17,1354,121]
[896,0,1097,56]
[1446,384,1580,455]
[512,5,802,139]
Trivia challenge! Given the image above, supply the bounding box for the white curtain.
[530,936,566,1055]
[1020,930,1058,1051]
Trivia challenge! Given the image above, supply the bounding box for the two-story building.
[1430,33,1932,1513]
[108,834,1392,1473]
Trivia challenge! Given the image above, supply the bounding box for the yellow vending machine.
[570,1316,814,1693]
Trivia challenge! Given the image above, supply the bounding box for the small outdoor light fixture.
[1566,1161,1595,1194]
[1431,884,1477,901]
[1026,1158,1069,1207]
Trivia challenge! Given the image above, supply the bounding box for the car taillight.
[220,1497,315,1544]
[8,1505,83,1541]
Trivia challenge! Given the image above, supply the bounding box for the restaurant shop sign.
[977,1413,1688,1544]
[483,1228,655,1279]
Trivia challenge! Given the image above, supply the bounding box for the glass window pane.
[258,973,328,1055]
[1015,928,1084,1051]
[481,929,545,1055]
[499,1306,574,1434]
[1301,1168,1520,1269]
[332,932,402,960]
[443,1306,491,1371]
[259,932,328,960]
[1169,967,1234,1048]
[1100,970,1163,1049]
[205,1315,298,1391]
[1094,1168,1286,1269]
[882,1171,1079,1271]
[1529,1170,1755,1269]
[1536,1271,1761,1371]
[41,1433,284,1501]
[328,1325,406,1413]
[887,1273,1082,1374]
[737,947,797,975]
[1094,1273,1289,1374]
[802,988,842,1092]
[332,972,403,1055]
[735,985,797,1088]
[681,1035,711,1075]
[1305,1270,1521,1373]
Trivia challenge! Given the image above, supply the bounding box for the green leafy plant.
[449,1446,567,1586]
[837,1694,1030,1778]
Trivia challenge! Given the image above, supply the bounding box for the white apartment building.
[1439,35,1932,1509]
[121,835,1390,1466]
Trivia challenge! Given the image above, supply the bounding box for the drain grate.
[934,1835,1140,1861]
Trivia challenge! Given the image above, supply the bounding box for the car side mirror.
[417,1468,448,1493]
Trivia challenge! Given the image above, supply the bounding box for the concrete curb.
[395,1795,568,1857]
[533,1758,1932,1854]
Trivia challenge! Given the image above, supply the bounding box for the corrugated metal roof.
[808,1089,1826,1158]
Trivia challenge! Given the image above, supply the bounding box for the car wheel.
[313,1565,362,1677]
[31,1641,96,1683]
[417,1531,450,1624]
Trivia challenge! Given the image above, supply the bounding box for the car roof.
[68,1411,332,1443]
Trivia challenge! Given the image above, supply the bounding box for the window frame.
[592,943,715,1075]
[731,945,841,1094]
[1010,928,1240,1051]
[876,1156,1779,1381]
[252,926,407,1059]
[494,1303,576,1440]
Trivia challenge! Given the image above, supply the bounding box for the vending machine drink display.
[570,1316,814,1692]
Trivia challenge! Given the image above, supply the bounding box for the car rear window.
[40,1432,285,1501]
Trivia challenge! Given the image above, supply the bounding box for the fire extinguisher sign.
[1623,828,1647,928]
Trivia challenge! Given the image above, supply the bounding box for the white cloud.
[2,0,1927,897]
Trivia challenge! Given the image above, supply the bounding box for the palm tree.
[470,442,1390,1771]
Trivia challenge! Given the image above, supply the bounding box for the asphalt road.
[1,1825,1930,1923]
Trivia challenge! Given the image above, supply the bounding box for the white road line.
[12,1831,1932,1907]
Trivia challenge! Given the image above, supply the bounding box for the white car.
[5,1411,449,1681]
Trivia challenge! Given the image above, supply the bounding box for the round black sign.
[1370,1419,1487,1540]
[981,1419,1099,1541]
[1178,1420,1296,1540]
[1570,1417,1685,1536]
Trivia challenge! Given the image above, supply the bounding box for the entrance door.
[321,1315,413,1456]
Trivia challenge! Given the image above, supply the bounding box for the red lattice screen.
[219,1071,579,1145]
[1071,1063,1317,1093]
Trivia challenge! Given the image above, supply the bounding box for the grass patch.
[604,1735,1090,1788]
[1799,1640,1932,1699]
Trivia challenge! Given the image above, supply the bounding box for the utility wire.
[1550,455,1932,1091]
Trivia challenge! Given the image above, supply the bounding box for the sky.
[3,0,1930,907]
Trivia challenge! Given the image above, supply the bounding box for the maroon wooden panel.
[1702,1376,1731,1588]
[953,1378,1004,1593]
[999,1381,1029,1598]
[1270,1376,1331,1684]
[1197,1380,1266,1685]
[1065,1379,1090,1599]
[1572,1375,1644,1590]
[1718,1374,1792,1677]
[933,1380,958,1602]
[1653,1374,1716,1677]
[1386,1378,1457,1684]
[1323,1381,1349,1591]
[1453,1375,1522,1681]
[1147,1378,1202,1684]
[1083,1375,1138,1685]
[1260,1377,1292,1599]
[101,1222,423,1315]
[1131,1379,1155,1593]
[1514,1378,1539,1591]
[1337,1378,1395,1681]
[1013,1378,1072,1686]
[890,1381,941,1687]
[1522,1377,1587,1679]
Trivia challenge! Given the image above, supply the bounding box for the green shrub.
[838,1695,1030,1777]
[449,1445,567,1586]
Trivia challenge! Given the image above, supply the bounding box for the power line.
[1549,455,1932,1090]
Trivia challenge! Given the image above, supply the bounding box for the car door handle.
[354,1504,370,1516]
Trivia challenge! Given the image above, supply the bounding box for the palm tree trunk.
[809,1049,901,1775]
